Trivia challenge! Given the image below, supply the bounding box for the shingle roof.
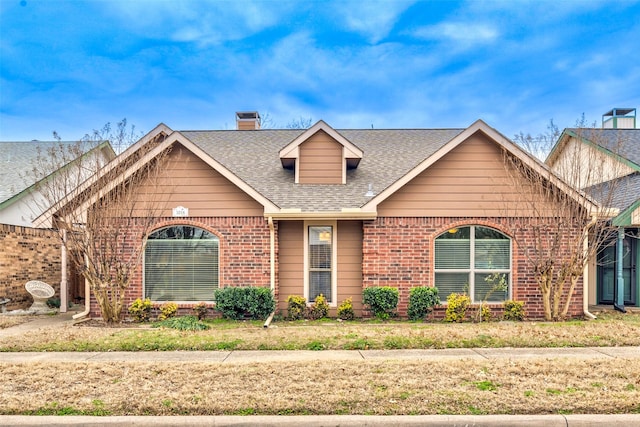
[181,128,465,212]
[0,141,65,205]
[586,172,640,212]
[568,128,640,168]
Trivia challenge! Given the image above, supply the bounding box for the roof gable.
[278,120,363,184]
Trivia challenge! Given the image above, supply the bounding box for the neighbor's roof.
[563,128,640,169]
[0,140,114,208]
[181,128,465,211]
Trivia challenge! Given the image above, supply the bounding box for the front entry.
[598,231,637,306]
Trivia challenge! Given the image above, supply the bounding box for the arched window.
[435,226,510,302]
[144,225,219,301]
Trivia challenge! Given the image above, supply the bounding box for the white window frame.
[303,220,338,307]
[434,225,512,303]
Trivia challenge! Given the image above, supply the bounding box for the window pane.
[145,226,218,302]
[474,239,510,269]
[435,240,470,269]
[435,272,469,300]
[474,273,509,302]
[310,271,332,303]
[309,226,332,269]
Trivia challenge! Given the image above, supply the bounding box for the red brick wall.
[362,217,584,320]
[0,224,62,310]
[88,216,276,317]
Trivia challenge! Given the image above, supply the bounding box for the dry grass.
[1,312,639,352]
[0,315,35,330]
[1,358,639,416]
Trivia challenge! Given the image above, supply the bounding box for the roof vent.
[236,111,261,130]
[602,108,636,129]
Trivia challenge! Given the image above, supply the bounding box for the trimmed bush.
[445,293,471,323]
[159,302,178,321]
[503,300,525,321]
[128,298,152,323]
[307,294,329,320]
[363,286,399,320]
[214,287,276,320]
[337,297,355,320]
[287,295,307,320]
[407,286,440,321]
[192,302,208,321]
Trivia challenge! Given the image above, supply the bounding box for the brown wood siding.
[337,221,363,313]
[378,133,554,217]
[132,144,264,217]
[298,130,343,184]
[277,220,304,312]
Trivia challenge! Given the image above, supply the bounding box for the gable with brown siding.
[378,132,554,217]
[298,130,344,184]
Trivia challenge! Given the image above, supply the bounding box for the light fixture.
[319,231,331,242]
[448,228,458,234]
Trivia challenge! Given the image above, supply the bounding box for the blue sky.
[1,0,639,142]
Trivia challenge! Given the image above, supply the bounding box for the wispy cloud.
[411,22,499,48]
[334,0,416,43]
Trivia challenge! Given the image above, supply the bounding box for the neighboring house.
[0,140,115,311]
[546,108,639,311]
[0,140,115,227]
[37,112,594,319]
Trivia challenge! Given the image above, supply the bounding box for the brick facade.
[362,217,583,319]
[89,216,276,317]
[0,223,62,310]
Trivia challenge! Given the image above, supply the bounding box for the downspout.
[60,229,68,313]
[583,215,597,319]
[72,253,91,321]
[614,227,627,313]
[263,216,276,328]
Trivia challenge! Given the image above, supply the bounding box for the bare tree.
[260,112,313,129]
[30,121,172,323]
[505,119,626,320]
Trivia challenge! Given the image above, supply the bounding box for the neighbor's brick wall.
[88,216,277,318]
[362,217,583,320]
[0,223,62,310]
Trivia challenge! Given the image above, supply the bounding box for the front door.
[598,232,637,306]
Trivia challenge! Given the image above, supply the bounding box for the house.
[546,108,639,311]
[36,112,597,319]
[0,140,115,311]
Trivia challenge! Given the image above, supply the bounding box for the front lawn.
[1,311,638,352]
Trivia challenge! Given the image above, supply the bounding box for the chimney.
[236,111,261,130]
[602,108,636,129]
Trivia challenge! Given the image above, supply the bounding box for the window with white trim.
[435,226,510,302]
[144,225,219,301]
[307,225,334,304]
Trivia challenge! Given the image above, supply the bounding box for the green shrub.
[363,286,399,320]
[503,300,525,321]
[287,295,307,320]
[307,294,329,320]
[153,315,210,331]
[214,287,276,320]
[192,302,208,321]
[445,293,471,322]
[159,302,178,321]
[407,287,440,320]
[475,302,493,322]
[337,297,355,320]
[128,298,152,323]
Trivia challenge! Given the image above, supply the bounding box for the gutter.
[264,216,276,328]
[59,229,68,313]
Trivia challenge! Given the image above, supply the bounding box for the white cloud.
[334,0,416,43]
[412,22,499,48]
